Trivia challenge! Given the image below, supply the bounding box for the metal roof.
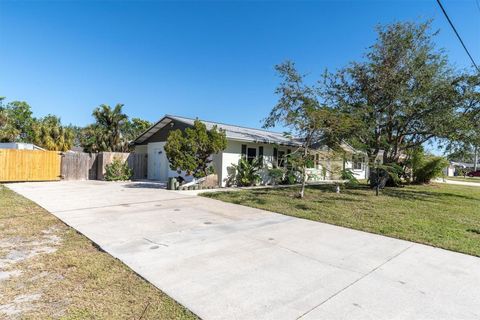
[134,115,303,146]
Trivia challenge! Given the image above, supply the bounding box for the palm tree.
[91,104,129,152]
[32,115,74,151]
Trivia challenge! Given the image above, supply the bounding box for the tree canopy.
[269,21,479,170]
[323,21,480,163]
[80,104,152,153]
[264,61,354,198]
[0,98,74,151]
[0,98,151,153]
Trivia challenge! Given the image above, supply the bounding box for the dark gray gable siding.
[137,120,191,145]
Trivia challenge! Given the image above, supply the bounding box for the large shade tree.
[322,21,479,164]
[0,99,35,143]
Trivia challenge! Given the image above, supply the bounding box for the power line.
[435,0,480,73]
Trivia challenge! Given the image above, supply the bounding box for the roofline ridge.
[166,114,292,136]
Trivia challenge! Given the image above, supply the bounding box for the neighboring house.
[133,115,368,187]
[0,142,45,151]
[445,161,478,176]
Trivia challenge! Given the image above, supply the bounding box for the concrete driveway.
[7,181,480,320]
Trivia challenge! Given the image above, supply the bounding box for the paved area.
[7,181,480,320]
[439,179,480,187]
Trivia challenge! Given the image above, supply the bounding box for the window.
[258,146,264,167]
[247,148,257,164]
[241,144,247,159]
[273,148,278,167]
[353,156,363,170]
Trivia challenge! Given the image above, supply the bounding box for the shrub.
[268,168,284,185]
[105,157,132,181]
[232,158,261,186]
[341,168,359,185]
[283,171,298,185]
[413,156,449,184]
[369,163,402,188]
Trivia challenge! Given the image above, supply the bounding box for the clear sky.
[1,0,479,132]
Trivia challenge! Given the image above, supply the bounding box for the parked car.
[467,170,480,177]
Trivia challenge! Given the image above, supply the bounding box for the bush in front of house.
[412,156,449,184]
[340,168,359,186]
[105,157,132,181]
[369,163,403,188]
[268,168,284,185]
[232,158,262,186]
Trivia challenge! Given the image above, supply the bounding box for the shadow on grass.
[381,188,479,202]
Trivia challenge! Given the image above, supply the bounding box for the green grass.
[0,185,198,320]
[202,183,480,257]
[446,176,480,183]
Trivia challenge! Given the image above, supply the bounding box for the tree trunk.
[299,146,309,199]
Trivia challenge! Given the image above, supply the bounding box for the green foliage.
[164,119,227,178]
[412,156,449,184]
[32,115,74,151]
[89,104,129,152]
[268,168,285,185]
[0,100,35,142]
[232,158,262,186]
[340,169,359,185]
[369,163,403,188]
[264,61,356,197]
[0,98,74,150]
[79,105,152,153]
[123,118,152,141]
[104,157,132,181]
[272,21,479,167]
[283,171,298,185]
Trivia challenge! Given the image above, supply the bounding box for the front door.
[152,148,163,180]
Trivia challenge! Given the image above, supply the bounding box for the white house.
[0,142,45,150]
[133,115,368,187]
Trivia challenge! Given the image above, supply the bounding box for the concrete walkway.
[435,178,480,187]
[7,181,480,320]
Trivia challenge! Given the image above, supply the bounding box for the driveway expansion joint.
[295,243,415,319]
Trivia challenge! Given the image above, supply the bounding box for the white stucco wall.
[146,142,188,182]
[220,140,292,187]
[144,139,368,186]
[344,160,368,179]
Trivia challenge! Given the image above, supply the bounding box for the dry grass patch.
[0,185,198,320]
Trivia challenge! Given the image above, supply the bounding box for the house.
[133,115,369,187]
[445,161,478,177]
[0,142,45,150]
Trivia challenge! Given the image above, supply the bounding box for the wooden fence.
[61,152,99,180]
[96,152,148,180]
[0,149,61,182]
[61,152,147,181]
[0,149,147,182]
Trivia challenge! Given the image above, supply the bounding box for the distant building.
[0,142,45,151]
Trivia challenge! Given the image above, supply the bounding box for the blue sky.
[1,0,479,133]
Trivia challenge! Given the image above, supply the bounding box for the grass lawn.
[446,176,480,183]
[202,183,480,257]
[0,185,198,320]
